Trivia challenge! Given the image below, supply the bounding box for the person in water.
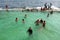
[15,17,18,22]
[24,14,27,18]
[42,21,46,28]
[35,19,40,25]
[47,13,49,17]
[40,19,43,23]
[50,10,53,14]
[27,27,33,36]
[22,19,25,23]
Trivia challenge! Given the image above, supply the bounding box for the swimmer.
[35,19,40,23]
[42,21,46,28]
[22,19,25,23]
[40,19,43,23]
[47,13,49,17]
[50,10,53,14]
[35,19,40,25]
[24,14,27,18]
[27,27,33,36]
[15,17,18,22]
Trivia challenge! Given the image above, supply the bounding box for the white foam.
[0,6,60,11]
[51,6,59,9]
[0,8,3,10]
[25,7,33,9]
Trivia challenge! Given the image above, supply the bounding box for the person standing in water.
[35,19,40,25]
[24,14,27,18]
[47,13,49,17]
[27,27,33,36]
[42,21,46,28]
[40,19,43,23]
[50,10,53,14]
[22,19,25,23]
[15,17,18,22]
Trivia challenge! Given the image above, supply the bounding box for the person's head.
[22,19,24,21]
[16,17,17,19]
[44,21,45,23]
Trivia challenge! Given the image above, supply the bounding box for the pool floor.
[0,11,60,40]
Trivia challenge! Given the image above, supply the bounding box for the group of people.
[15,15,46,36]
[35,19,46,28]
[15,18,25,23]
[15,14,27,23]
[15,14,33,36]
[27,19,46,36]
[15,11,53,36]
[41,3,52,11]
[44,3,52,10]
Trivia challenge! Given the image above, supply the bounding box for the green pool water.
[0,11,60,40]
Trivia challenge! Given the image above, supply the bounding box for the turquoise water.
[0,11,60,40]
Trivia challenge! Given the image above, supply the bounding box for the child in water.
[15,17,18,22]
[27,27,33,36]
